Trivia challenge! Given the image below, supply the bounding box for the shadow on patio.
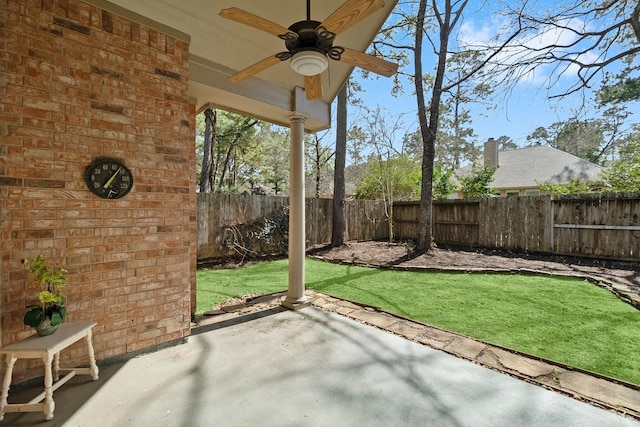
[3,305,639,426]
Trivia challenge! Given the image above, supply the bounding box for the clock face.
[85,159,133,199]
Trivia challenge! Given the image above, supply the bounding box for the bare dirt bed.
[308,241,640,306]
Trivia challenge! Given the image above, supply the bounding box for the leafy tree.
[526,102,638,164]
[432,164,455,200]
[346,125,368,165]
[539,178,595,195]
[614,124,640,162]
[352,105,419,241]
[456,165,497,199]
[554,119,603,163]
[356,154,421,201]
[598,66,640,104]
[527,119,603,163]
[600,161,640,192]
[599,130,640,191]
[594,74,638,164]
[305,133,334,198]
[194,109,258,192]
[496,135,518,151]
[355,154,421,241]
[435,51,494,169]
[258,126,290,194]
[401,129,423,159]
[195,114,291,195]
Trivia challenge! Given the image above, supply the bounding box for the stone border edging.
[305,291,640,421]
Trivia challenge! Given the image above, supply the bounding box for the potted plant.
[22,255,68,336]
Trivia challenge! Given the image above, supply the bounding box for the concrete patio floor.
[4,295,639,427]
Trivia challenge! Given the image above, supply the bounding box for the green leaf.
[50,311,63,326]
[24,308,44,327]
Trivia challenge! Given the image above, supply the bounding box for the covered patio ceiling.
[100,0,398,132]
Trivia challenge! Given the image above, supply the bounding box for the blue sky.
[351,70,593,148]
[329,0,638,158]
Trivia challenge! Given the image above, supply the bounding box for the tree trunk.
[331,84,347,247]
[199,108,215,193]
[416,0,455,251]
[387,197,394,243]
[415,0,432,250]
[218,143,234,192]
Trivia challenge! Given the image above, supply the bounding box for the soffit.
[97,0,397,132]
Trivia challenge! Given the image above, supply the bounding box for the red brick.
[2,0,195,382]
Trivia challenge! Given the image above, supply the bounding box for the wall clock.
[85,158,134,199]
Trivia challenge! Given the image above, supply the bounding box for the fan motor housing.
[286,20,333,53]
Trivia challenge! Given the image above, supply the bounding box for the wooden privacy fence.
[198,193,640,261]
[197,194,386,259]
[394,193,640,261]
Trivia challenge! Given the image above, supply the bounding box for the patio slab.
[4,304,638,426]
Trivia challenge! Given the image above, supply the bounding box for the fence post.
[549,198,555,254]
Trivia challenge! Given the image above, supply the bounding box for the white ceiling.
[99,0,398,132]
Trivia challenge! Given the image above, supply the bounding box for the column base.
[282,296,311,311]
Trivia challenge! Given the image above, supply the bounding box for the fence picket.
[197,193,640,261]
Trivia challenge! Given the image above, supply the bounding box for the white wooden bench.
[0,321,99,421]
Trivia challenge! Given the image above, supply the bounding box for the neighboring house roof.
[457,145,605,189]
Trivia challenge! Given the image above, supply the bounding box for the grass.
[197,257,640,385]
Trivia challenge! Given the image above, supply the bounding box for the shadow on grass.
[306,259,414,318]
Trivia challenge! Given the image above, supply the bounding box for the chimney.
[484,138,498,168]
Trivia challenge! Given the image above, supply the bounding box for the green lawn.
[197,257,640,385]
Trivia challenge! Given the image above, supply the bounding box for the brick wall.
[0,0,196,382]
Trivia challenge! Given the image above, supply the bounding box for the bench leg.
[85,329,99,380]
[54,352,60,382]
[43,353,55,421]
[0,354,17,421]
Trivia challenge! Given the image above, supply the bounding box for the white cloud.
[458,15,594,85]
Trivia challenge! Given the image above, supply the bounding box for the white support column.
[282,113,310,310]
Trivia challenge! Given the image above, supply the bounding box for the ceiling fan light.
[290,50,328,76]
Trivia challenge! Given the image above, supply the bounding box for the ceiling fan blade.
[318,0,385,36]
[229,55,283,83]
[339,47,398,77]
[220,7,296,39]
[304,74,323,100]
